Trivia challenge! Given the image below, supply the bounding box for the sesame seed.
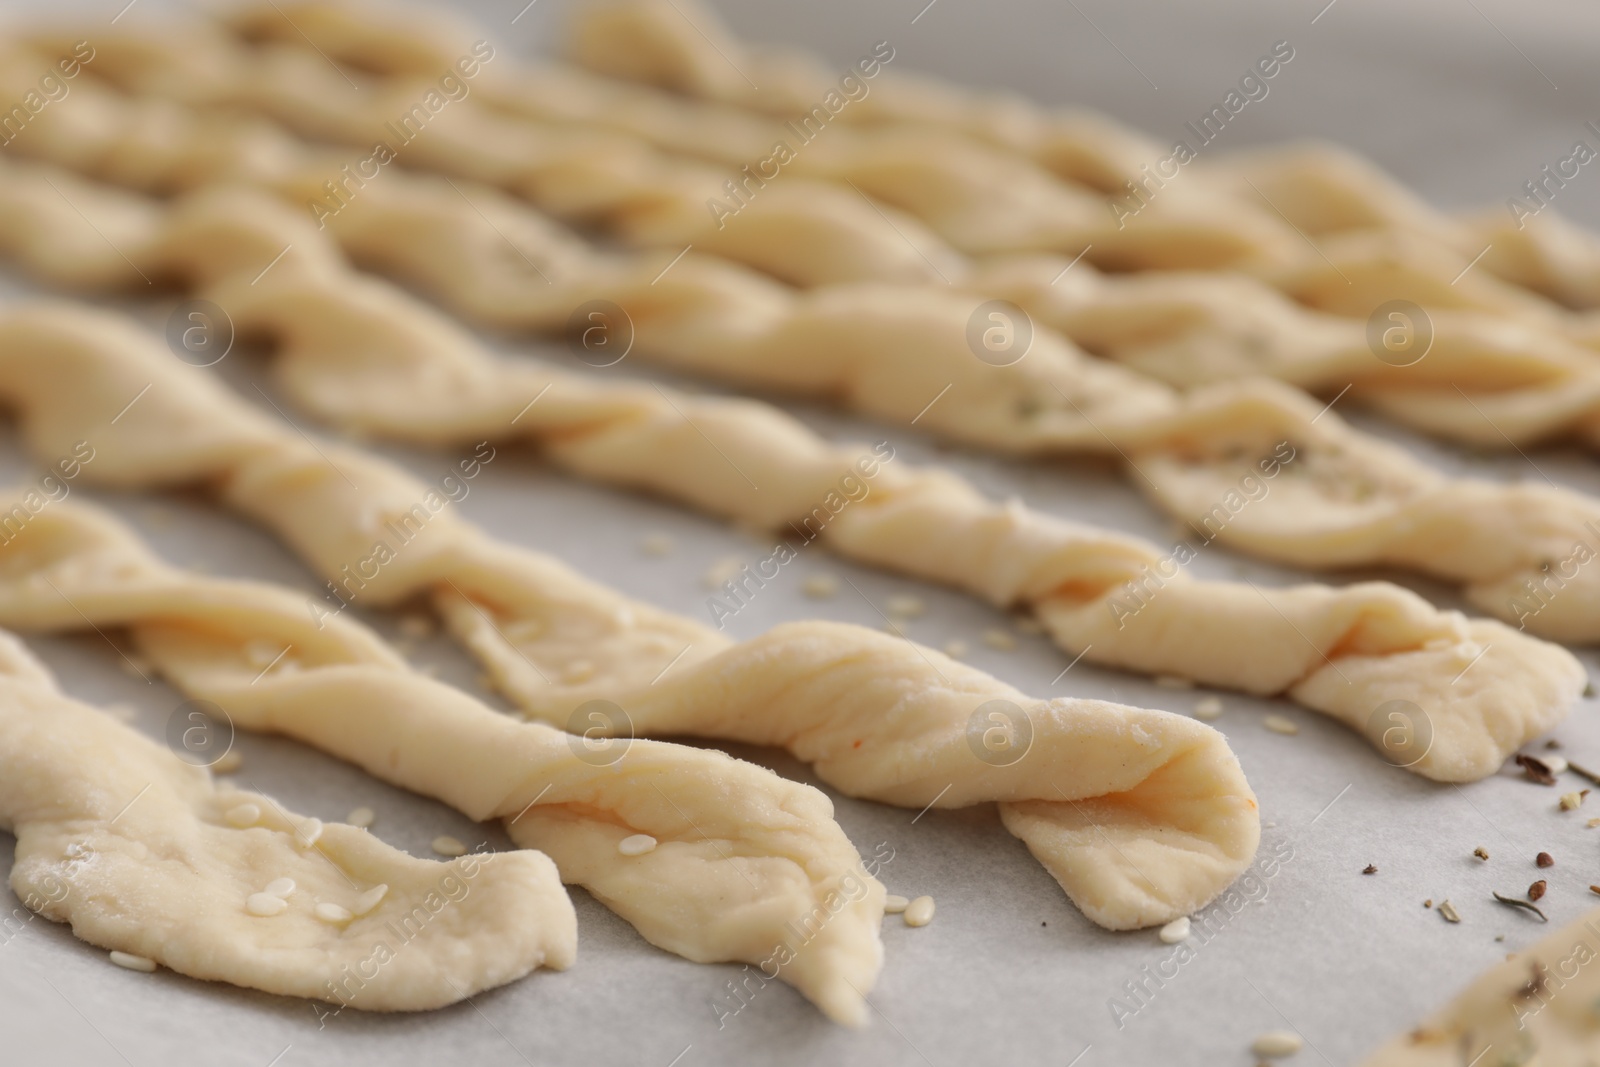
[352,885,388,916]
[246,893,289,917]
[1251,1030,1303,1057]
[314,902,354,924]
[640,533,674,557]
[432,835,466,857]
[886,595,924,618]
[1154,675,1194,690]
[295,818,324,849]
[1561,791,1587,811]
[224,804,261,828]
[1544,755,1570,775]
[884,895,910,914]
[1194,697,1223,720]
[1264,715,1299,735]
[1158,917,1190,943]
[618,834,658,856]
[212,750,243,773]
[982,629,1016,651]
[264,878,296,899]
[702,556,745,588]
[802,574,838,599]
[346,807,375,829]
[109,951,156,972]
[942,640,968,658]
[903,896,936,927]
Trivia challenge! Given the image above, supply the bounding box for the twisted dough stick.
[175,0,1600,321]
[0,629,576,1010]
[10,37,1600,461]
[1357,905,1600,1066]
[4,65,1600,650]
[0,166,1583,783]
[0,501,892,1023]
[0,490,1261,939]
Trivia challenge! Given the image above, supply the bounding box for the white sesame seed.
[346,807,375,829]
[886,595,924,618]
[903,895,936,927]
[942,640,968,658]
[246,893,289,917]
[1158,916,1191,943]
[397,613,434,639]
[1154,675,1194,689]
[1193,697,1223,720]
[1545,755,1569,775]
[431,835,466,857]
[1264,715,1299,735]
[295,818,324,848]
[212,750,243,773]
[1561,791,1586,811]
[640,533,674,557]
[702,556,745,589]
[1251,1030,1304,1057]
[982,629,1016,651]
[264,878,296,899]
[314,902,354,924]
[109,951,156,972]
[352,885,388,916]
[802,574,838,599]
[618,834,657,856]
[884,895,910,914]
[224,804,261,828]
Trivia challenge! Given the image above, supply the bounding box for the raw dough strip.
[1357,905,1600,1066]
[73,0,1600,323]
[0,628,576,1011]
[12,45,1600,459]
[0,490,1261,936]
[4,88,1600,653]
[0,515,890,1026]
[0,156,1585,773]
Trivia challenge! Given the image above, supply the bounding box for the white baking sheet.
[3,1,1600,1064]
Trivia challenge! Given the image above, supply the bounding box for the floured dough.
[0,629,574,1010]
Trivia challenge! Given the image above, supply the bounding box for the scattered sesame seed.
[618,834,657,856]
[432,835,466,857]
[886,595,924,618]
[1158,917,1190,943]
[1154,675,1194,690]
[1589,818,1600,829]
[314,902,354,924]
[982,628,1016,651]
[346,807,376,829]
[903,896,936,927]
[1251,1031,1304,1058]
[1544,755,1570,775]
[702,556,745,589]
[942,640,969,658]
[1474,847,1489,861]
[397,613,434,639]
[640,533,674,557]
[212,750,243,774]
[1194,697,1223,720]
[884,895,910,914]
[264,878,296,899]
[1438,900,1461,923]
[246,893,289,917]
[1537,852,1555,868]
[1263,715,1299,735]
[224,804,261,828]
[295,818,324,849]
[109,951,156,972]
[802,574,839,599]
[352,885,388,916]
[1561,791,1588,811]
